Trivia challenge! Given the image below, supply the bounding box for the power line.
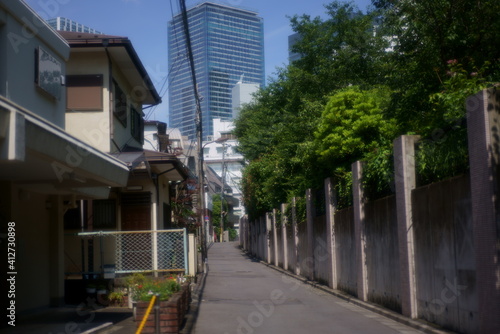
[144,0,188,121]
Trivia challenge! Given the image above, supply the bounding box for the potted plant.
[96,284,108,305]
[108,291,126,307]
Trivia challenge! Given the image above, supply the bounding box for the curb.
[180,270,208,334]
[253,255,455,334]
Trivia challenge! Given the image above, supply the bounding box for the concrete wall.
[334,207,357,297]
[313,214,329,286]
[412,175,477,333]
[245,173,476,332]
[364,195,401,313]
[285,223,296,273]
[297,220,309,278]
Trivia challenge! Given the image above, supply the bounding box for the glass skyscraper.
[168,2,264,140]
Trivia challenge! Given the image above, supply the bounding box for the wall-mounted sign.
[35,46,62,100]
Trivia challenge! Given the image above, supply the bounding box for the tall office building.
[168,2,265,140]
[47,17,103,34]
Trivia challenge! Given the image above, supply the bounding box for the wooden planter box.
[134,283,191,334]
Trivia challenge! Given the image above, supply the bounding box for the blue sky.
[24,0,373,122]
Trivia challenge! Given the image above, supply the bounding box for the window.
[131,107,144,144]
[113,81,127,126]
[66,74,103,111]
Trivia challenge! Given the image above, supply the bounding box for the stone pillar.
[394,135,420,318]
[281,203,289,271]
[324,178,338,289]
[352,161,367,301]
[466,87,500,334]
[292,198,300,276]
[306,189,315,280]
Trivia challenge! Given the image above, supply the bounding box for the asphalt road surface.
[192,242,425,334]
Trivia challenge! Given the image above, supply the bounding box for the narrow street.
[192,242,425,334]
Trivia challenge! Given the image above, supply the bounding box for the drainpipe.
[103,40,119,152]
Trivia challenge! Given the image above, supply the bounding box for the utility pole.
[220,141,226,242]
[179,0,207,263]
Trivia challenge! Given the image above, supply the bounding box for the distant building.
[288,32,302,63]
[168,1,265,140]
[232,78,259,119]
[203,118,245,235]
[47,17,103,34]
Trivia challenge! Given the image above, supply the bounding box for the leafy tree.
[374,0,500,132]
[236,1,388,219]
[314,86,398,204]
[211,194,229,238]
[236,0,500,220]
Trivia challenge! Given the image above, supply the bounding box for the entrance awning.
[0,96,129,198]
[112,149,189,182]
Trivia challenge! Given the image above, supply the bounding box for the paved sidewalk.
[190,242,444,334]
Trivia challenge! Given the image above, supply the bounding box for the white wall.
[65,50,143,153]
[65,52,112,152]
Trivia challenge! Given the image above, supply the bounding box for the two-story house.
[0,0,129,314]
[58,31,190,298]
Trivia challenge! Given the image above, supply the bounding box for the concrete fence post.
[261,216,265,259]
[394,134,420,318]
[306,189,315,281]
[265,214,272,264]
[466,87,500,334]
[281,203,289,271]
[247,219,251,254]
[352,161,368,301]
[324,177,338,289]
[272,209,279,267]
[292,197,300,276]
